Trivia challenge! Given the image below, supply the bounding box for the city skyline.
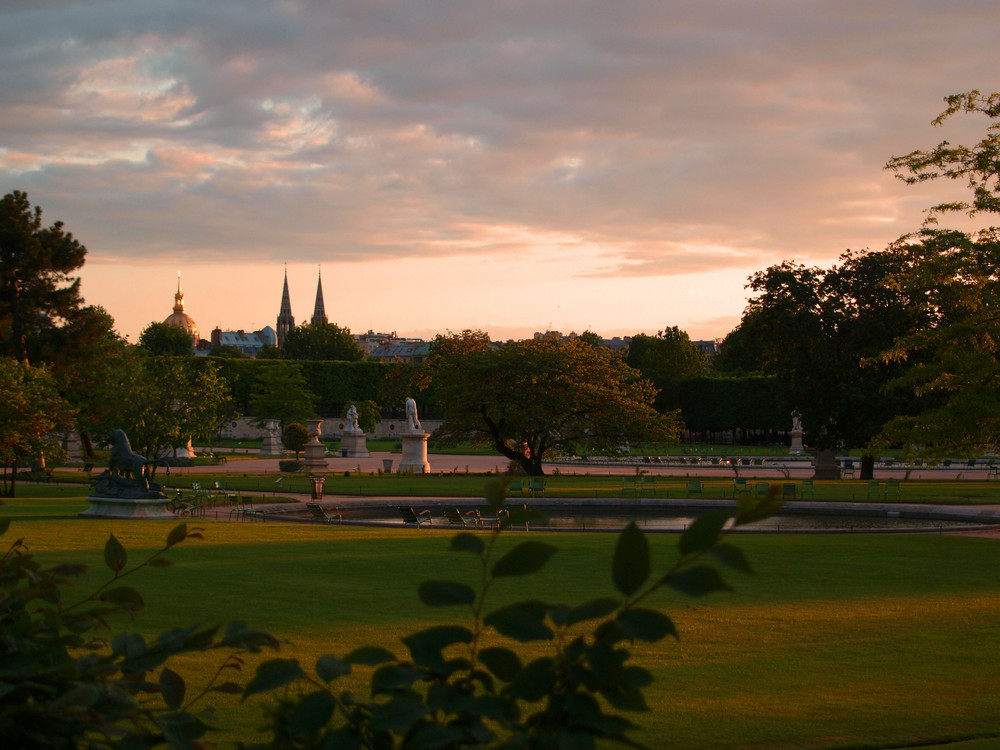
[3,2,999,342]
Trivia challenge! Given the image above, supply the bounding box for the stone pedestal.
[340,431,370,458]
[790,428,804,454]
[399,431,431,474]
[79,495,175,520]
[813,449,840,480]
[302,419,328,469]
[260,419,282,455]
[63,430,82,462]
[171,438,195,459]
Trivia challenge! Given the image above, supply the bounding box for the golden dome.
[164,274,198,342]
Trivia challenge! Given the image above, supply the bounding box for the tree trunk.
[859,454,875,481]
[81,431,96,460]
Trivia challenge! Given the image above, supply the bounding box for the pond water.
[276,505,995,533]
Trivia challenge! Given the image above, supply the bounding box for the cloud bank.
[2,1,998,319]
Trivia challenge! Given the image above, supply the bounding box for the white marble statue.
[405,397,422,432]
[346,404,360,433]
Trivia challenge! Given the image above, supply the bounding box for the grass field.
[4,492,1000,748]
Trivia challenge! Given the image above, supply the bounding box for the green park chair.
[398,507,432,527]
[306,502,342,524]
[444,507,480,527]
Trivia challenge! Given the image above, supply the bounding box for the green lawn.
[4,491,1000,748]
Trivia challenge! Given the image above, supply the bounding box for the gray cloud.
[2,0,999,277]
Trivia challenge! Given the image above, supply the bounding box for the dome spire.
[173,271,186,313]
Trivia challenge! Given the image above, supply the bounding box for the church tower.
[311,267,327,326]
[276,266,295,348]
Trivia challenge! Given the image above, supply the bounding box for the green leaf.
[601,682,649,712]
[418,580,476,607]
[666,566,733,598]
[483,478,508,509]
[344,645,396,665]
[156,712,209,747]
[99,586,144,611]
[450,532,484,556]
[622,665,654,688]
[242,658,305,700]
[404,625,474,652]
[371,663,423,693]
[104,533,127,573]
[0,519,10,537]
[491,541,557,578]
[289,690,336,737]
[506,657,556,702]
[712,543,754,573]
[316,654,350,682]
[484,601,554,642]
[615,608,677,642]
[159,667,186,710]
[612,523,649,597]
[478,647,522,682]
[166,523,188,548]
[678,509,732,556]
[736,497,784,526]
[371,695,427,732]
[563,597,622,627]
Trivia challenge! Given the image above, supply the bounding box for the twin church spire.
[275,266,327,349]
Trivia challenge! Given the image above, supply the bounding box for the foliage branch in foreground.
[0,520,277,749]
[243,480,780,749]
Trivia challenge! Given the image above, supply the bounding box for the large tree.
[97,351,238,459]
[0,191,87,364]
[281,321,363,361]
[248,364,316,432]
[625,327,706,408]
[875,91,1000,457]
[740,249,922,478]
[430,336,679,475]
[138,321,194,356]
[0,358,74,496]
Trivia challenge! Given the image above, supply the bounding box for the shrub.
[0,520,277,749]
[279,460,303,473]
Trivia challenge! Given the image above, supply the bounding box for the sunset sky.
[3,1,998,343]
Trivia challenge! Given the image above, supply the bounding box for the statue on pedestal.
[80,429,175,519]
[94,429,169,499]
[405,397,422,432]
[346,404,361,434]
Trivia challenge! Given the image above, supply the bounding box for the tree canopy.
[96,351,238,459]
[739,249,923,476]
[625,327,706,408]
[874,90,1000,457]
[0,357,74,495]
[281,321,363,361]
[138,321,194,356]
[429,336,679,475]
[0,191,87,363]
